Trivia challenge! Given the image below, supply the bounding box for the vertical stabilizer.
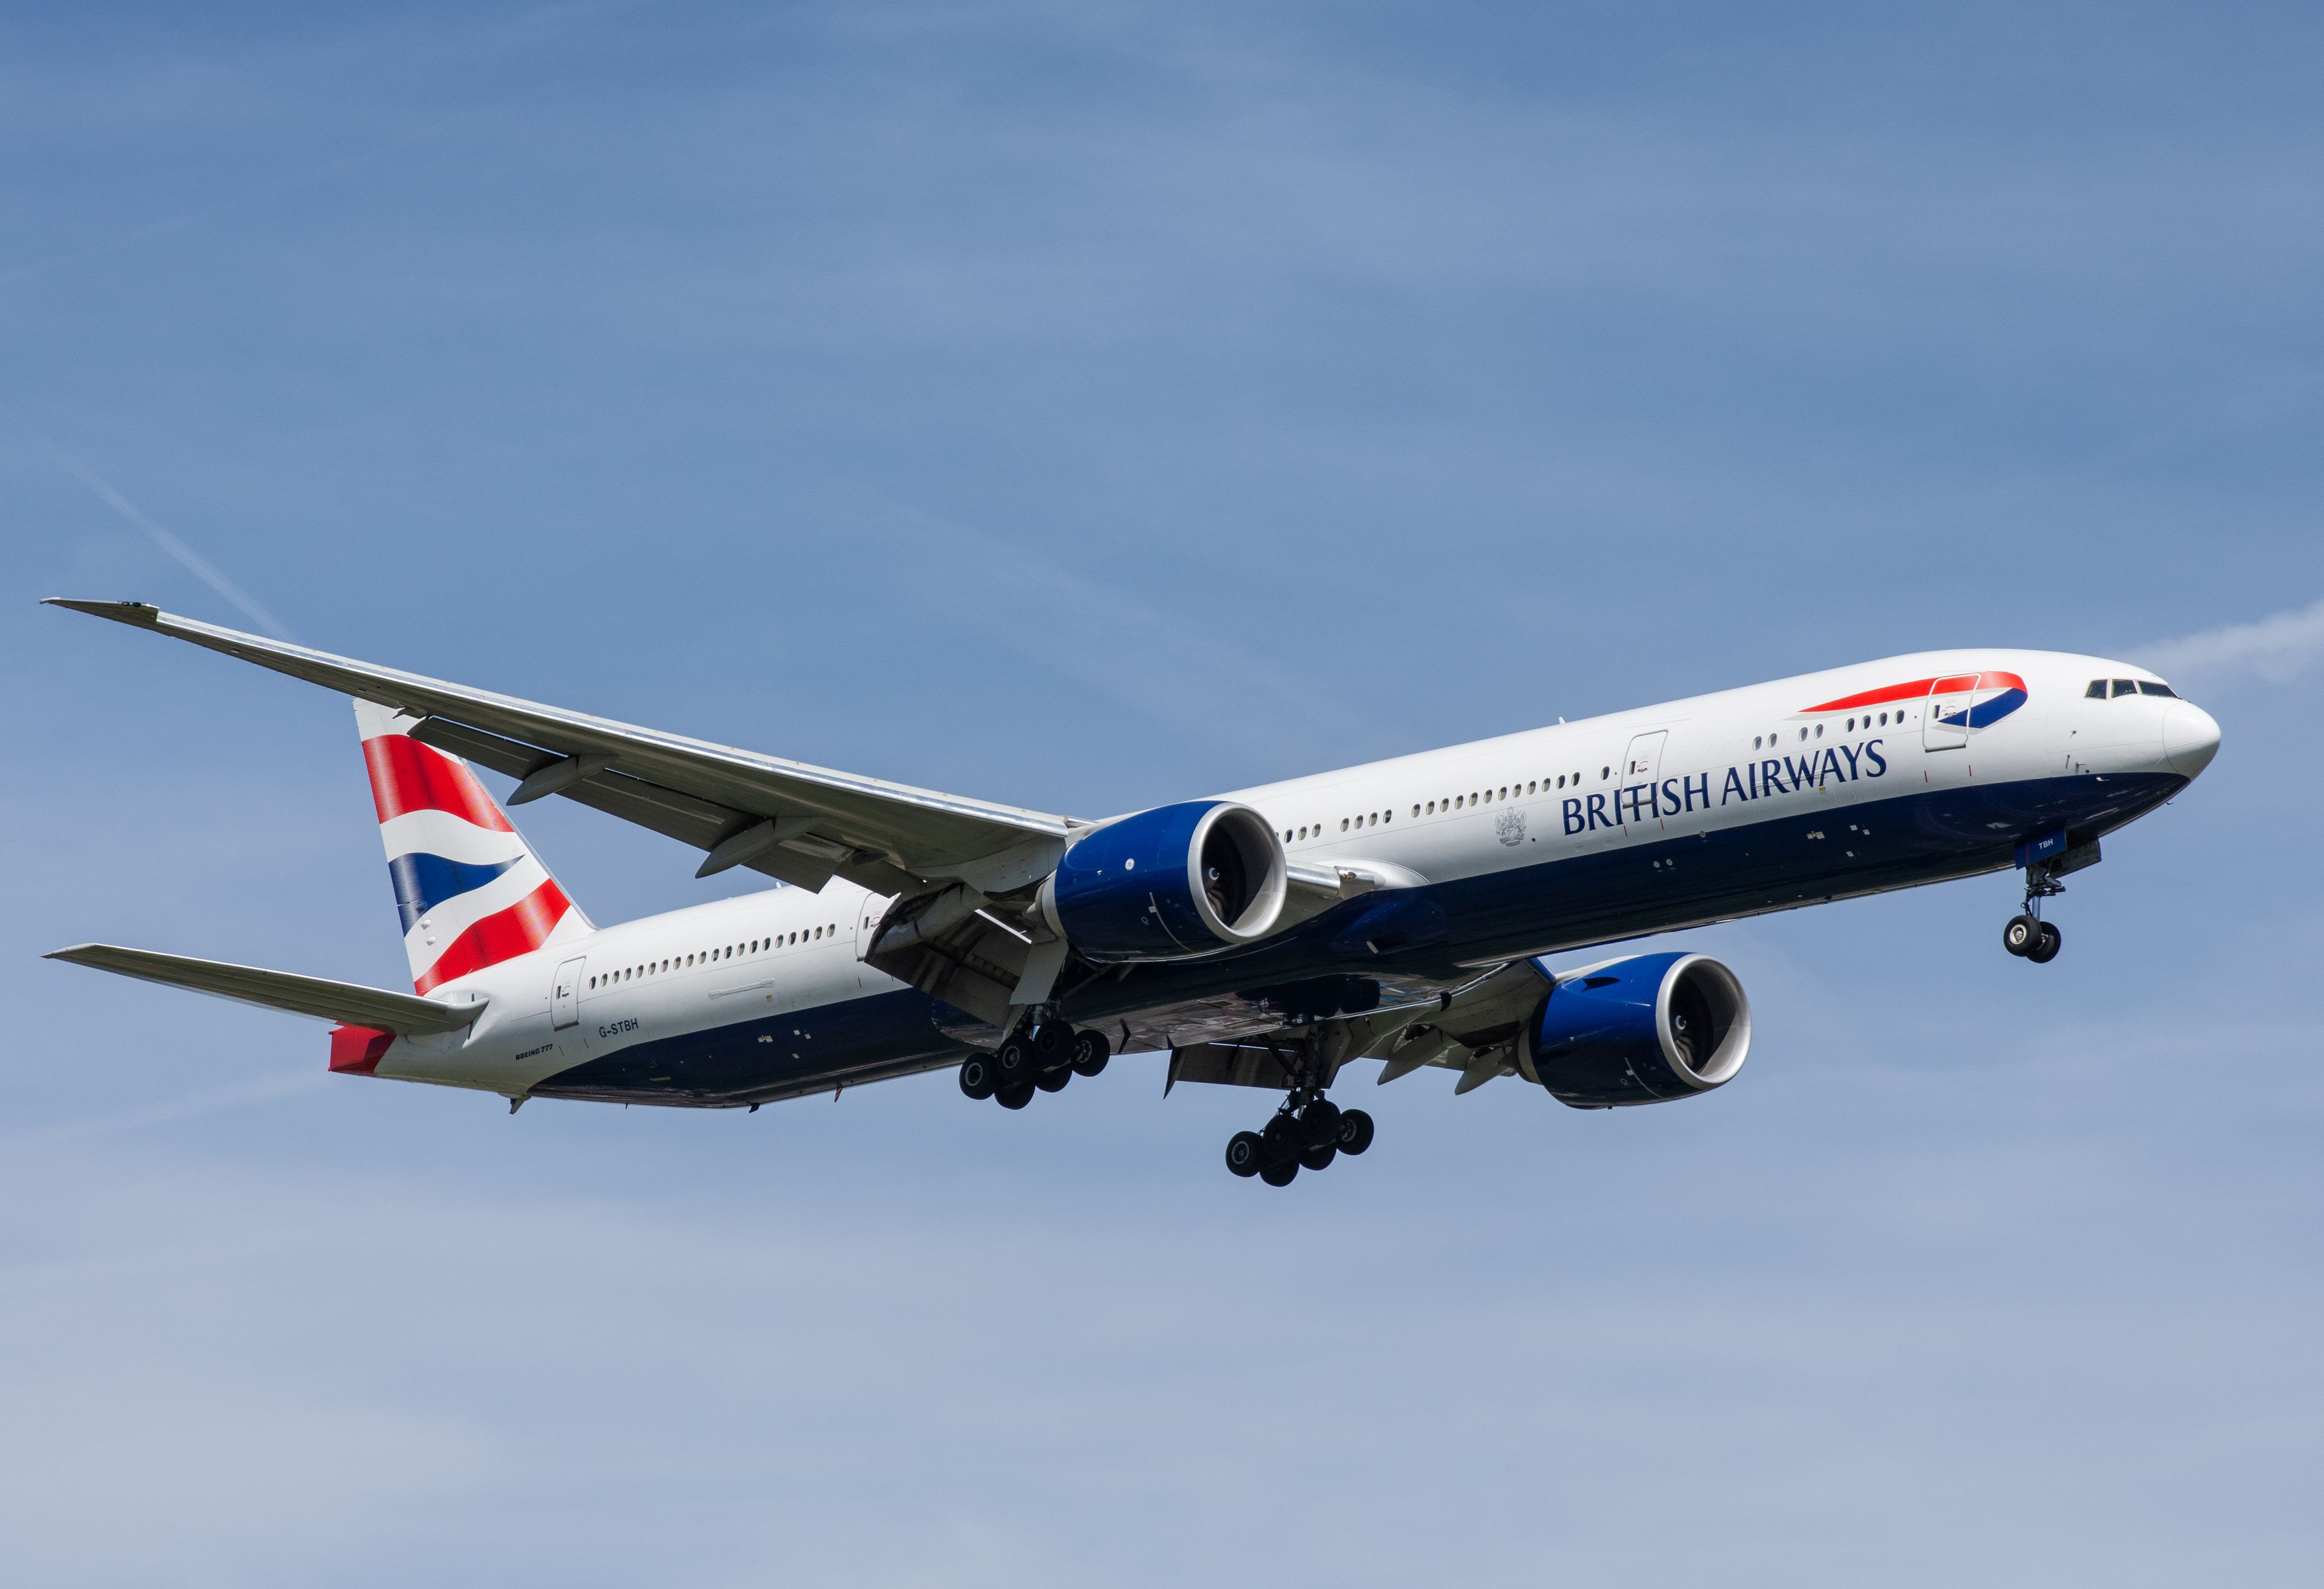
[355,700,589,992]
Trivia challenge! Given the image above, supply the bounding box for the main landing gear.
[957,1020,1111,1111]
[1224,1086,1374,1188]
[2003,862,2065,964]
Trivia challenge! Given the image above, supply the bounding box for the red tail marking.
[329,1024,395,1075]
[362,733,514,831]
[413,877,573,993]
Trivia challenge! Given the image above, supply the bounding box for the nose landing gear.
[2003,861,2066,964]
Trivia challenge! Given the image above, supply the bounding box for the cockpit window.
[2111,679,2139,698]
[2086,680,2107,699]
[2138,680,2178,698]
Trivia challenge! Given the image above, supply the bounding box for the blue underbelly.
[531,771,2182,1107]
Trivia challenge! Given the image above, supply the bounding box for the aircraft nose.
[2162,700,2222,778]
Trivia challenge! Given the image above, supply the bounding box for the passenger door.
[1618,730,1669,834]
[1925,676,1973,751]
[552,956,586,1029]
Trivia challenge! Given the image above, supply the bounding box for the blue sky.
[4,4,2321,1584]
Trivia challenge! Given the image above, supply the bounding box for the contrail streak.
[2138,596,2324,687]
[45,444,297,642]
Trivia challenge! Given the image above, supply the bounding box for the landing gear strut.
[959,1020,1112,1107]
[1223,1066,1374,1187]
[2003,863,2066,964]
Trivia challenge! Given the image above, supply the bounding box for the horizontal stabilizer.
[44,944,484,1035]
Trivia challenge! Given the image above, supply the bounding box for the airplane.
[41,598,2222,1186]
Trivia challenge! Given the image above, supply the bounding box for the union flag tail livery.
[355,700,589,993]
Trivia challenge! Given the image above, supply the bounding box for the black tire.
[1299,1099,1343,1151]
[1259,1159,1299,1187]
[2026,921,2063,964]
[1301,1143,1338,1172]
[1031,1021,1072,1070]
[1071,1028,1112,1077]
[958,1054,997,1100]
[994,1035,1036,1086]
[1225,1131,1264,1177]
[2002,913,2040,956]
[995,1084,1036,1111]
[1034,1066,1071,1093]
[1261,1114,1303,1169]
[1336,1108,1375,1156]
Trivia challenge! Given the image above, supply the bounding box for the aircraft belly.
[526,986,962,1107]
[507,771,2177,1105]
[1062,772,2184,1029]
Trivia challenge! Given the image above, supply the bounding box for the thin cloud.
[44,444,298,642]
[2138,597,2324,686]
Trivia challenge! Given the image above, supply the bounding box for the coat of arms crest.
[1495,806,1526,846]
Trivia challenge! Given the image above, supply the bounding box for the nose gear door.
[1618,730,1669,834]
[552,956,586,1030]
[1924,676,1973,751]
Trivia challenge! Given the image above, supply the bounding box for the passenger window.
[1814,724,1823,738]
[2112,679,2138,698]
[2086,680,2107,699]
[2138,681,2176,697]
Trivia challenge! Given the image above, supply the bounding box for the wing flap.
[45,944,483,1035]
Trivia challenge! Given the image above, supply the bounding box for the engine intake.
[1519,952,1751,1108]
[1040,800,1288,961]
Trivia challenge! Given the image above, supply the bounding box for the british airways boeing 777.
[42,599,2221,1185]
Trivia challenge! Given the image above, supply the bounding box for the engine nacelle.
[1519,952,1751,1109]
[1039,800,1288,962]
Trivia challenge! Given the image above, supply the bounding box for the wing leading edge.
[45,599,1074,895]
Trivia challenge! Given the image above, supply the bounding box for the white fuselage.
[379,648,2217,1100]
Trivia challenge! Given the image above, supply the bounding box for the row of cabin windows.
[2087,678,2178,699]
[1752,710,1910,750]
[1278,771,1609,842]
[586,923,839,990]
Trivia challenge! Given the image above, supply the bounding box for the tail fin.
[356,700,589,993]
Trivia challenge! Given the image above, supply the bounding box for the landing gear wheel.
[2026,921,2063,964]
[1225,1131,1264,1177]
[1259,1159,1299,1187]
[1070,1028,1112,1077]
[995,1084,1036,1110]
[994,1035,1037,1088]
[1261,1114,1303,1170]
[958,1054,997,1100]
[1300,1143,1338,1172]
[1034,1066,1071,1093]
[1336,1108,1375,1156]
[1030,1021,1072,1071]
[2003,913,2040,957]
[1299,1099,1343,1151]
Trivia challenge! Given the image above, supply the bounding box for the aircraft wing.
[45,600,1074,896]
[45,944,483,1035]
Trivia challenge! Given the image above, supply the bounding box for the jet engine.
[1038,800,1288,961]
[1519,952,1751,1108]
